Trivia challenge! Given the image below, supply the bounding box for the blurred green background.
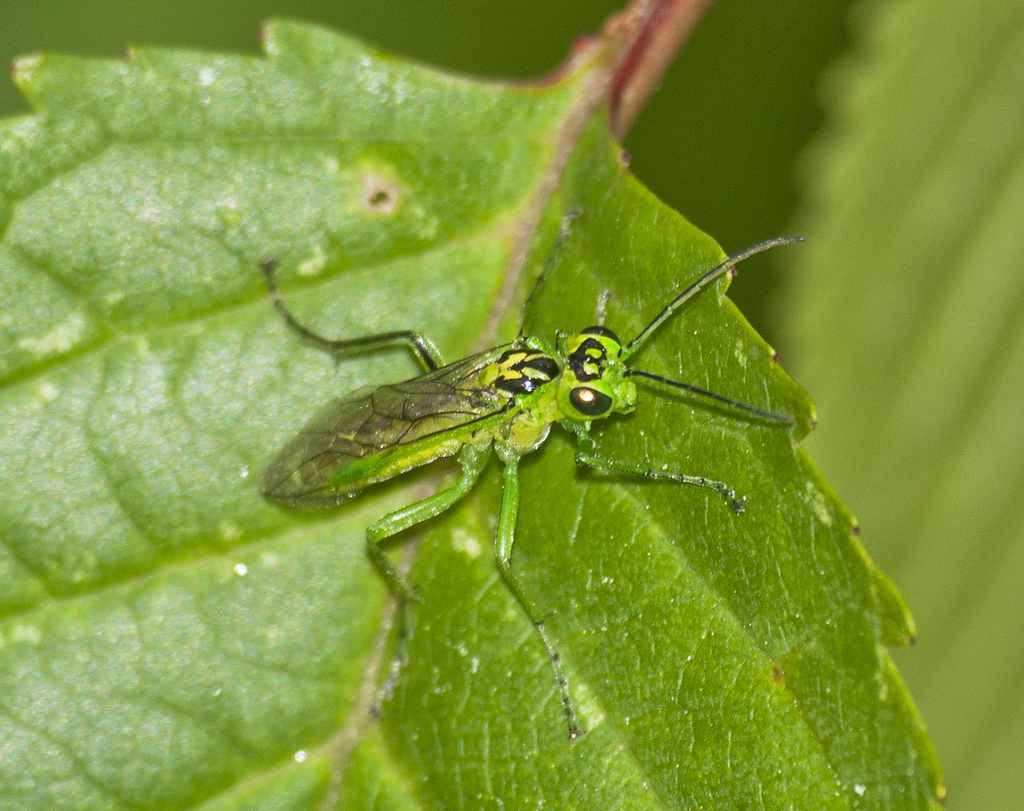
[4,2,1019,810]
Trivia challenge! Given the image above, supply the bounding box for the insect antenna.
[618,236,804,364]
[623,369,793,423]
[519,208,582,339]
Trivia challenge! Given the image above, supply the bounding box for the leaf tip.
[10,54,42,88]
[256,18,290,59]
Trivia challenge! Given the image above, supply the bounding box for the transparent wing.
[261,347,515,504]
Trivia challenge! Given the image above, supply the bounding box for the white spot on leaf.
[220,521,243,542]
[451,528,482,559]
[803,482,833,526]
[297,243,327,277]
[11,624,41,645]
[571,681,605,729]
[733,339,748,368]
[17,313,86,355]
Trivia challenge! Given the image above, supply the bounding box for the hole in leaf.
[361,174,401,214]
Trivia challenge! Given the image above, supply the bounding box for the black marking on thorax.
[492,349,560,395]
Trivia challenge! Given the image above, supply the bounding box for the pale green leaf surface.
[783,1,1023,809]
[0,20,937,810]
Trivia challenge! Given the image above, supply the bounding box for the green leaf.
[782,2,1024,810]
[0,19,938,810]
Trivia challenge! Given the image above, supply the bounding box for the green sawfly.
[260,236,800,738]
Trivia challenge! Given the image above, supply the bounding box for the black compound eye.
[569,386,613,417]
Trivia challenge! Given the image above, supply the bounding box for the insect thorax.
[480,347,560,396]
[476,333,637,430]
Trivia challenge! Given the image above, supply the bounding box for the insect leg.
[366,441,493,599]
[259,259,443,371]
[574,448,746,514]
[366,441,492,715]
[495,451,582,740]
